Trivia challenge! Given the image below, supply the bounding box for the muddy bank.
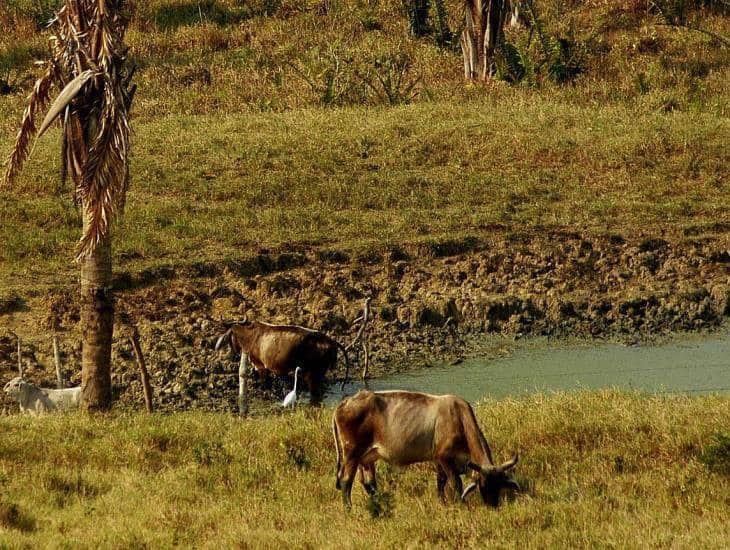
[1,232,728,413]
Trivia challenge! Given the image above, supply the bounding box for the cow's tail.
[332,410,343,490]
[214,328,233,352]
[335,340,350,388]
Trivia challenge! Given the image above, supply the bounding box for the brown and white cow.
[215,319,349,404]
[332,390,519,508]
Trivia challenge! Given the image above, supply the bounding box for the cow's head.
[462,454,519,507]
[214,317,254,353]
[3,377,28,399]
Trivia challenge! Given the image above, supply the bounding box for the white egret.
[282,366,302,408]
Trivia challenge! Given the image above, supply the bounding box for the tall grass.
[0,392,728,547]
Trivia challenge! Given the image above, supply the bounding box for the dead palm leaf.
[37,69,95,138]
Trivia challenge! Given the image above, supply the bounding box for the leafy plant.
[650,0,730,46]
[356,52,422,105]
[404,0,431,37]
[366,489,395,519]
[0,43,43,94]
[496,3,589,86]
[432,0,453,48]
[287,46,363,107]
[699,432,730,475]
[3,0,62,28]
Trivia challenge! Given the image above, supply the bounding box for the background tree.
[3,0,136,411]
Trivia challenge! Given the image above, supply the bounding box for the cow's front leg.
[340,458,358,510]
[438,459,463,503]
[359,463,377,496]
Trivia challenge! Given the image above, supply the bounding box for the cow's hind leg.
[435,464,448,502]
[301,370,324,406]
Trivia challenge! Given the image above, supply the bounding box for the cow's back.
[336,391,465,466]
[256,324,335,375]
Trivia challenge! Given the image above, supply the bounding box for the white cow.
[3,377,81,414]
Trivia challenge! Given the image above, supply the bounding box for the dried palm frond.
[3,63,57,186]
[3,0,136,261]
[37,70,95,138]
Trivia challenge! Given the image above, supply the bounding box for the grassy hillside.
[1,1,728,293]
[2,100,728,292]
[0,392,728,547]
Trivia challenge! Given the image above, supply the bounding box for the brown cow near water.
[332,390,519,508]
[215,319,349,404]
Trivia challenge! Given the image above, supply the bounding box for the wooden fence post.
[238,353,249,417]
[16,335,23,378]
[348,297,373,379]
[129,326,154,413]
[52,334,65,388]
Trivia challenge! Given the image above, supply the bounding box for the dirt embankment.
[1,231,728,412]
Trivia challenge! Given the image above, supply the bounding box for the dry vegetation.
[0,4,729,545]
[0,0,728,294]
[0,391,729,547]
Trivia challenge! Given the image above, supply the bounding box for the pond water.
[326,330,730,404]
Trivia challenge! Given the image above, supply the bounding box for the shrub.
[699,433,730,475]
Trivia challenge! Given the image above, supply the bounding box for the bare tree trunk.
[53,334,65,388]
[462,2,479,79]
[483,0,507,79]
[128,326,153,413]
[462,0,508,80]
[361,334,370,380]
[80,204,114,411]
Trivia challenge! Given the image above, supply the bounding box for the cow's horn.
[500,453,519,472]
[461,482,478,502]
[214,329,231,351]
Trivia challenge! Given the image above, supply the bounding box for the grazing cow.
[215,319,349,404]
[3,377,81,415]
[333,390,519,508]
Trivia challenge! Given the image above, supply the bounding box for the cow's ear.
[504,478,520,492]
[467,461,483,473]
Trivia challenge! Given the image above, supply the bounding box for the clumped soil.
[1,231,728,413]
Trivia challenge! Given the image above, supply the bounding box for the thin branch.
[129,325,154,414]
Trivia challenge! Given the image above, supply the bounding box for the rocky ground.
[1,230,728,413]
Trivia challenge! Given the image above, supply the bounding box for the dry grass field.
[0,392,729,548]
[1,3,729,547]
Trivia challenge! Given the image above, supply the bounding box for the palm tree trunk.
[80,202,114,411]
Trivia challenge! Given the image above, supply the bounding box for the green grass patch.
[1,99,728,292]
